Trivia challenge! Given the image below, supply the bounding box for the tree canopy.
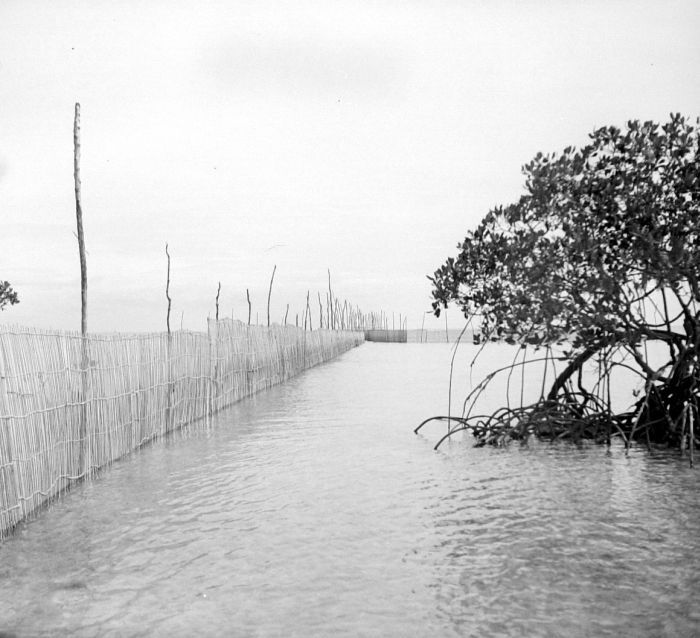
[427,115,700,451]
[0,281,19,311]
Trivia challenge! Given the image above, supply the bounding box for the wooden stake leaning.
[267,265,276,327]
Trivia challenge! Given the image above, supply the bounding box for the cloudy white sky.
[1,0,699,333]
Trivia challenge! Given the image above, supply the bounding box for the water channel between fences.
[1,342,699,637]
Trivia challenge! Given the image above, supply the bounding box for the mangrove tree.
[427,115,700,454]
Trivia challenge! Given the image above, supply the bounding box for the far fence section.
[364,329,407,343]
[407,329,477,343]
[0,321,364,538]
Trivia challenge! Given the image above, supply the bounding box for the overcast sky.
[1,0,699,333]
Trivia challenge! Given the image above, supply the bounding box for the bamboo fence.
[364,329,408,343]
[0,320,363,538]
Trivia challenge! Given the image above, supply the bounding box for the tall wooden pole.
[318,292,323,329]
[74,103,87,336]
[164,243,174,431]
[215,281,221,321]
[74,103,89,475]
[327,269,334,330]
[267,265,276,327]
[306,291,312,331]
[165,244,172,335]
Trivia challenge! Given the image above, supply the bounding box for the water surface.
[1,343,698,637]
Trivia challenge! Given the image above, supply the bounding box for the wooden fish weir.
[0,320,363,538]
[363,329,407,343]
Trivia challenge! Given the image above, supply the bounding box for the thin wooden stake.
[215,282,221,322]
[74,103,87,336]
[74,102,89,476]
[246,288,251,325]
[267,265,276,327]
[328,269,334,329]
[306,291,312,331]
[165,244,172,335]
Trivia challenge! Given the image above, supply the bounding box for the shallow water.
[1,343,699,637]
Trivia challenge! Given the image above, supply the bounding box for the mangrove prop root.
[421,378,699,456]
[420,338,699,464]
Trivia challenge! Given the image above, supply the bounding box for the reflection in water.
[0,343,698,637]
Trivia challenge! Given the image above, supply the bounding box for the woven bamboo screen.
[0,321,363,538]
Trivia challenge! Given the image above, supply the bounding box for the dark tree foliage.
[428,115,700,452]
[0,281,19,311]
